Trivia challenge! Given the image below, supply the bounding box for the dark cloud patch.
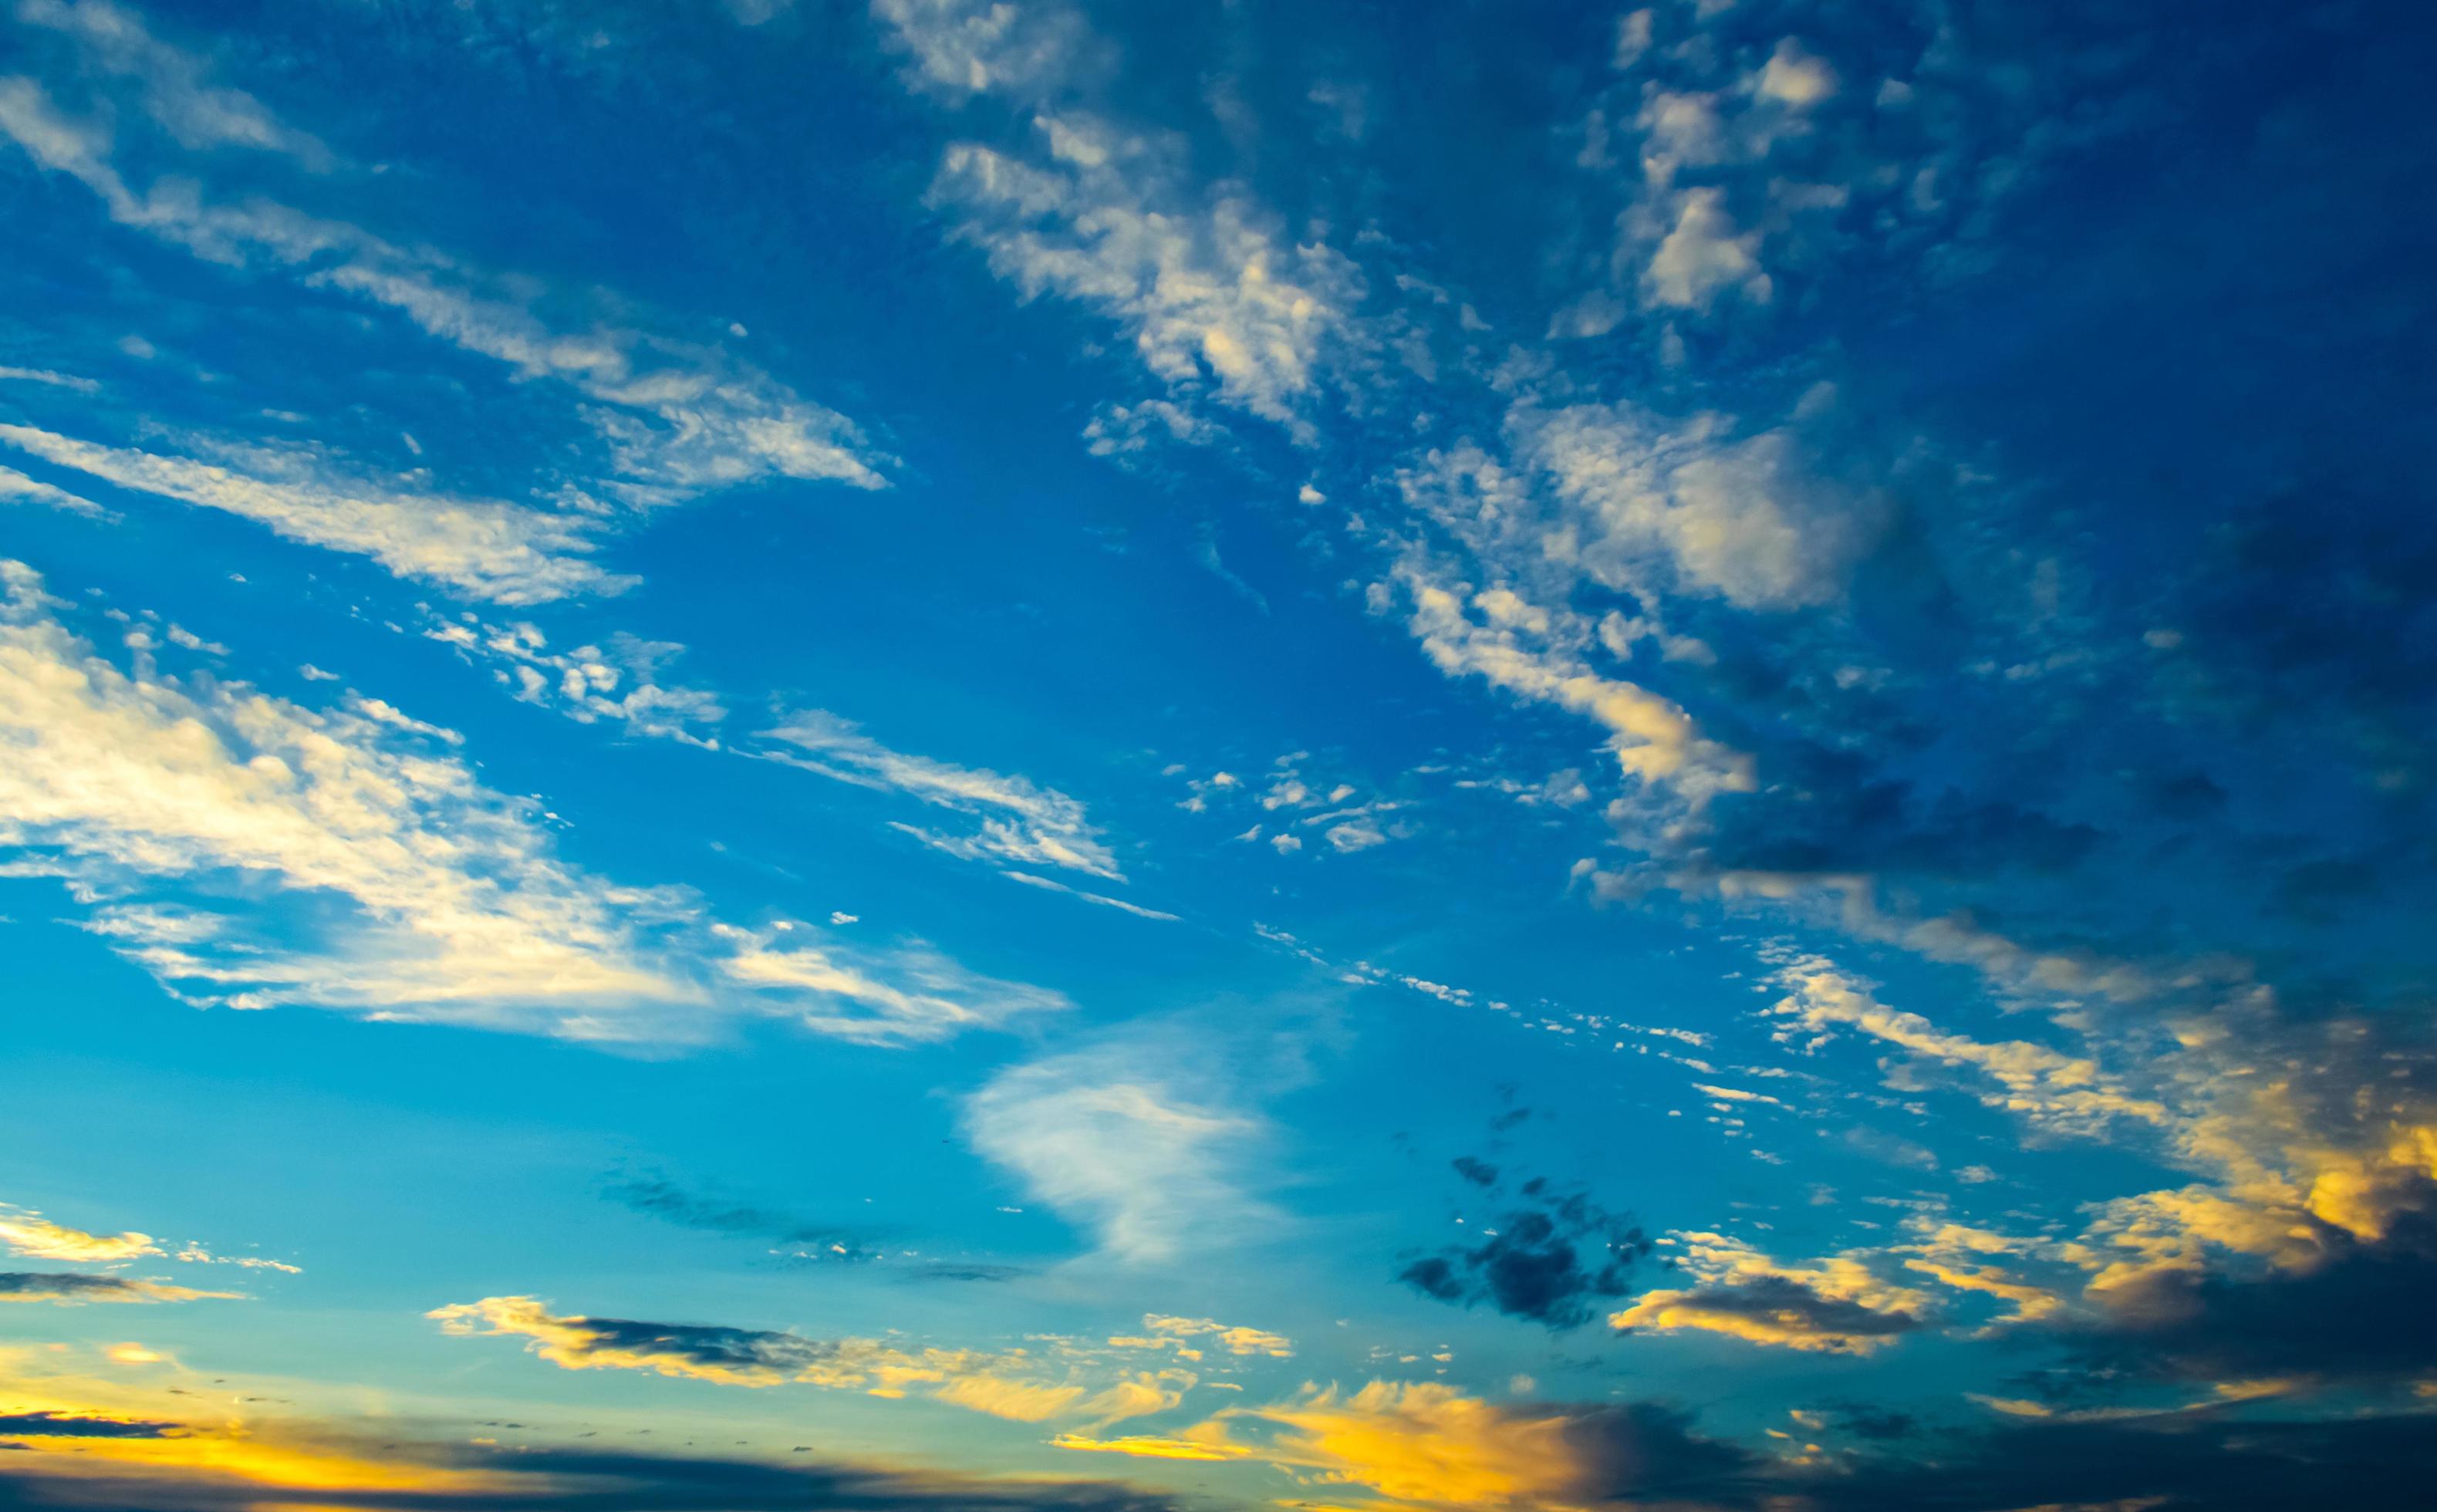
[1450,1156,1499,1187]
[561,1315,840,1376]
[1399,1187,1652,1329]
[0,1273,191,1304]
[2139,767,2228,822]
[602,1173,876,1262]
[0,1413,181,1440]
[1695,761,2104,885]
[1545,1400,1763,1505]
[2066,1204,2437,1384]
[1814,1402,1918,1441]
[1796,1409,2437,1512]
[2165,498,2437,746]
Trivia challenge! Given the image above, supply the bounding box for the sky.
[1,0,2434,1508]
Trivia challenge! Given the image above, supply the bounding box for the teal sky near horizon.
[4,2,2437,1508]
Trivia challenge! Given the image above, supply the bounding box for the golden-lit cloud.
[1770,962,2168,1136]
[1050,1431,1254,1462]
[431,1295,1188,1426]
[1178,1380,1748,1511]
[1608,1232,1928,1353]
[1137,1313,1293,1358]
[0,1204,160,1262]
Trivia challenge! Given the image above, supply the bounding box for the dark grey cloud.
[552,1315,840,1376]
[1450,1155,1499,1187]
[0,1413,181,1441]
[2064,1204,2437,1385]
[0,1272,201,1304]
[1794,1409,2437,1512]
[1812,1402,1918,1441]
[602,1173,877,1261]
[1399,1180,1652,1329]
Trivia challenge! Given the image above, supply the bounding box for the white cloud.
[17,0,332,165]
[0,424,615,603]
[0,461,104,515]
[0,66,886,505]
[1396,562,1750,800]
[0,364,99,393]
[933,115,1365,440]
[714,921,1068,1045]
[425,616,726,742]
[1516,402,1868,610]
[965,1045,1274,1263]
[0,560,696,1034]
[1323,821,1386,853]
[0,562,1055,1048]
[1083,397,1228,467]
[1002,870,1180,921]
[1642,187,1770,309]
[1756,39,1839,108]
[872,0,1081,98]
[764,711,1120,879]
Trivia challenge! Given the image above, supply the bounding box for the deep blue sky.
[2,2,2435,1508]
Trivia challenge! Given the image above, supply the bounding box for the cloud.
[0,49,886,506]
[601,1173,873,1261]
[1192,1382,1757,1511]
[0,559,704,1031]
[1787,1409,2437,1512]
[1082,399,1227,470]
[964,1045,1273,1264]
[0,1273,233,1305]
[873,0,1084,100]
[1049,1432,1251,1462]
[1642,187,1770,309]
[16,0,332,165]
[0,1207,157,1263]
[1514,403,1875,610]
[432,1295,1184,1426]
[1770,961,2169,1137]
[932,114,1365,438]
[763,713,1121,880]
[713,922,1068,1045]
[0,462,104,515]
[0,1392,1190,1512]
[425,619,726,741]
[430,1296,869,1389]
[1001,871,1180,922]
[2064,1207,2437,1387]
[0,562,1048,1047]
[1609,1233,1928,1353]
[1399,1186,1652,1329]
[1755,39,1838,108]
[1134,1315,1291,1358]
[1394,562,1752,800]
[0,424,616,604]
[0,1410,183,1439]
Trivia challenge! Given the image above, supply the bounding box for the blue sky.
[2,0,2435,1507]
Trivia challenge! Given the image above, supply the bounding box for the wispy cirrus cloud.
[0,423,619,604]
[763,710,1122,881]
[0,560,1063,1047]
